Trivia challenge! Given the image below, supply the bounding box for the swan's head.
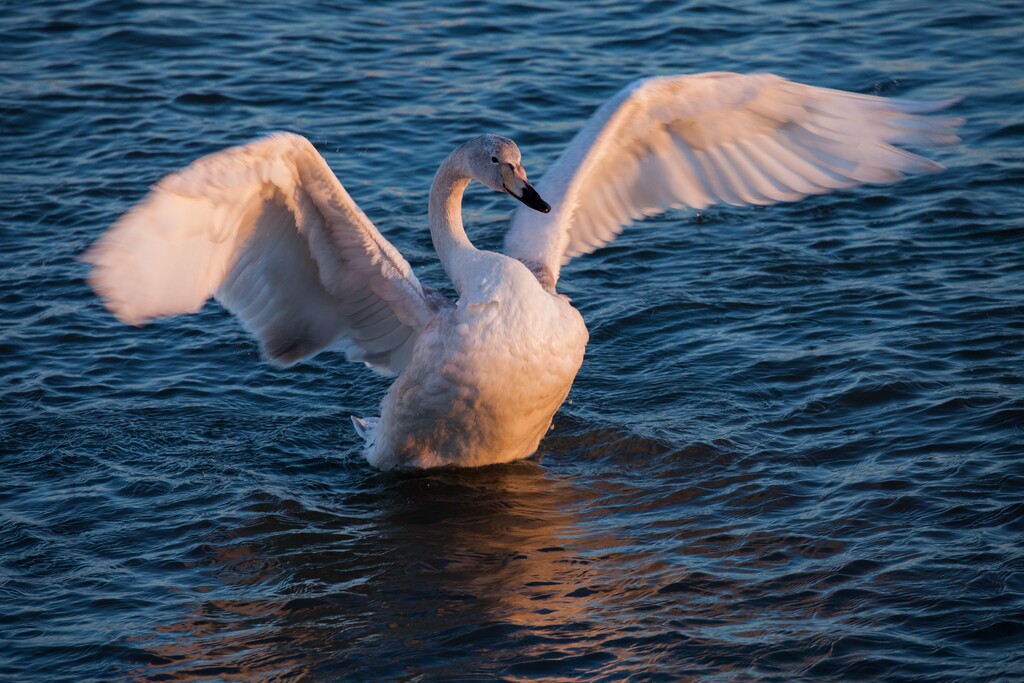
[465,134,550,213]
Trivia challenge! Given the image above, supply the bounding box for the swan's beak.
[502,164,551,213]
[514,181,551,214]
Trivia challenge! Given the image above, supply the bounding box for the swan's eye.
[491,156,498,164]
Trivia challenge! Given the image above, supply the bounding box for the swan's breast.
[368,259,587,469]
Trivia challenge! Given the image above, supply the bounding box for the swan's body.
[367,261,586,470]
[362,144,588,469]
[84,72,961,470]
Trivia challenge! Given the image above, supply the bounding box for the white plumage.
[504,73,961,284]
[84,72,961,469]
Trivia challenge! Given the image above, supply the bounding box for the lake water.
[2,1,1023,681]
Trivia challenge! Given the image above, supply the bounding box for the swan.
[84,72,961,470]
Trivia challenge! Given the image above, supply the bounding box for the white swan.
[84,72,961,470]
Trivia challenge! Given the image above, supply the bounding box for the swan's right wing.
[84,133,441,375]
[504,72,962,285]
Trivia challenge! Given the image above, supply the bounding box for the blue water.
[3,1,1023,681]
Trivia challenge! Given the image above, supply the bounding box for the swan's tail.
[351,416,379,444]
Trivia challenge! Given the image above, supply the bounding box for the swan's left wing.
[504,72,962,285]
[84,133,441,375]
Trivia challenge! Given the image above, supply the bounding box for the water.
[2,1,1023,680]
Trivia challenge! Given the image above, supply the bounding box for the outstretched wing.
[504,72,962,285]
[84,132,442,375]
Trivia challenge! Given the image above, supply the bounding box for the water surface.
[2,1,1023,681]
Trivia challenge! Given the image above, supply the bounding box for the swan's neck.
[429,147,477,291]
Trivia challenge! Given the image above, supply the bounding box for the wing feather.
[504,72,962,283]
[84,132,442,375]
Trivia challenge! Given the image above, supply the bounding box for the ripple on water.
[2,0,1023,681]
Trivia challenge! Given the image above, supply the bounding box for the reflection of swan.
[84,72,961,470]
[128,461,589,681]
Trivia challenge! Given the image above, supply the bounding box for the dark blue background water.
[3,1,1022,681]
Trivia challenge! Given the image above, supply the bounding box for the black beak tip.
[519,183,551,214]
